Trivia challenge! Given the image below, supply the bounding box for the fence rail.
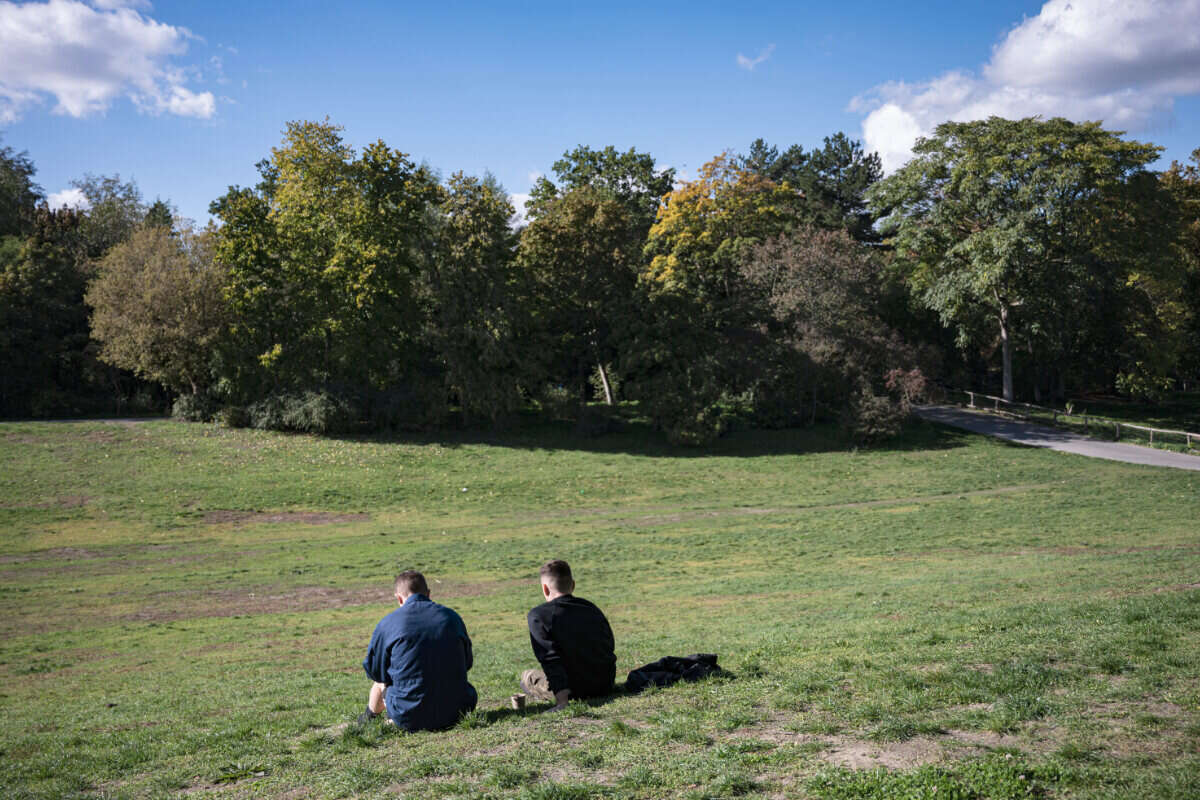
[961,390,1199,450]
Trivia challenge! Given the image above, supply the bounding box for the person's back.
[361,571,477,731]
[522,560,615,708]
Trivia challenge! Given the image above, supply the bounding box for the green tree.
[0,138,42,239]
[86,225,227,397]
[635,153,803,443]
[71,174,147,260]
[210,119,442,398]
[429,172,521,421]
[526,144,674,232]
[0,208,91,416]
[1161,148,1200,386]
[742,133,883,242]
[518,185,642,405]
[868,117,1166,402]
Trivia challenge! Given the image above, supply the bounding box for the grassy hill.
[1,418,1197,799]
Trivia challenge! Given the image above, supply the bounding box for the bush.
[217,405,249,428]
[248,391,356,434]
[842,390,907,443]
[172,393,218,422]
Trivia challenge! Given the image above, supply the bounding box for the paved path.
[914,405,1200,472]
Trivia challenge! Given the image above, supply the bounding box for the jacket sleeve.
[527,607,569,693]
[459,614,474,672]
[362,624,389,684]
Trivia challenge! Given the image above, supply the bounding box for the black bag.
[625,653,721,693]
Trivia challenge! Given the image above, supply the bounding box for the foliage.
[210,119,442,396]
[428,172,522,422]
[519,185,643,408]
[0,208,94,417]
[87,225,228,396]
[869,116,1170,402]
[70,173,148,260]
[246,390,357,434]
[171,391,219,422]
[632,154,803,444]
[0,136,42,238]
[741,225,921,440]
[525,144,674,232]
[1161,148,1200,384]
[742,132,883,242]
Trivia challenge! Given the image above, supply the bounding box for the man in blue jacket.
[360,570,477,731]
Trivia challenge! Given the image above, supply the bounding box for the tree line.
[1,117,1197,444]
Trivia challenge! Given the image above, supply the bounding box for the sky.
[2,0,1199,225]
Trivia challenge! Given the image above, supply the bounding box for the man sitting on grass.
[521,559,616,710]
[360,570,477,731]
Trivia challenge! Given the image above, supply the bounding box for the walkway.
[913,405,1200,472]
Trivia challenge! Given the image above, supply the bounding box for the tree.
[526,144,674,233]
[1161,148,1200,386]
[210,119,442,398]
[71,174,147,260]
[518,185,642,406]
[742,133,883,242]
[742,226,921,439]
[0,137,42,239]
[634,153,803,443]
[87,225,227,397]
[429,172,522,421]
[643,152,800,310]
[868,117,1166,402]
[0,208,91,416]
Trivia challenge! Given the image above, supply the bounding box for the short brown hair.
[394,570,429,597]
[539,559,574,593]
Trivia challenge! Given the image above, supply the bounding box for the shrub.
[172,392,218,422]
[217,405,249,428]
[842,390,907,443]
[248,391,356,434]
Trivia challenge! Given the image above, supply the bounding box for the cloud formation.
[46,187,91,210]
[851,0,1200,172]
[0,0,215,124]
[737,44,775,71]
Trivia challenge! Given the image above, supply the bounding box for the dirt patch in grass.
[821,736,950,770]
[1155,582,1200,593]
[202,510,371,526]
[122,578,524,622]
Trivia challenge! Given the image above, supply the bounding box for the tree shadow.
[327,412,970,459]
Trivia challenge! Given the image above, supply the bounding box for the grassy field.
[0,416,1198,799]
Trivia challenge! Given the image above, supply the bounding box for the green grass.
[1,416,1198,798]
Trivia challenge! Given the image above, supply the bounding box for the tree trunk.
[998,301,1014,402]
[596,362,614,406]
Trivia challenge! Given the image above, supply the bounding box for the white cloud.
[47,187,91,210]
[737,44,775,71]
[508,193,531,229]
[851,0,1200,172]
[527,170,543,184]
[0,0,215,123]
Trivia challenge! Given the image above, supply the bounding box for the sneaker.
[356,709,379,725]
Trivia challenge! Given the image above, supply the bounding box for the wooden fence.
[961,390,1199,450]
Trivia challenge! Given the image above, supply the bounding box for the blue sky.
[3,0,1199,224]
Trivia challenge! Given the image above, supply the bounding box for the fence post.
[1115,422,1120,440]
[1150,429,1154,445]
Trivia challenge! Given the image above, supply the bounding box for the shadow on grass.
[323,411,971,460]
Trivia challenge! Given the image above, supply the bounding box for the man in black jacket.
[522,559,615,710]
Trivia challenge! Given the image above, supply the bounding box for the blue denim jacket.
[362,594,477,731]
